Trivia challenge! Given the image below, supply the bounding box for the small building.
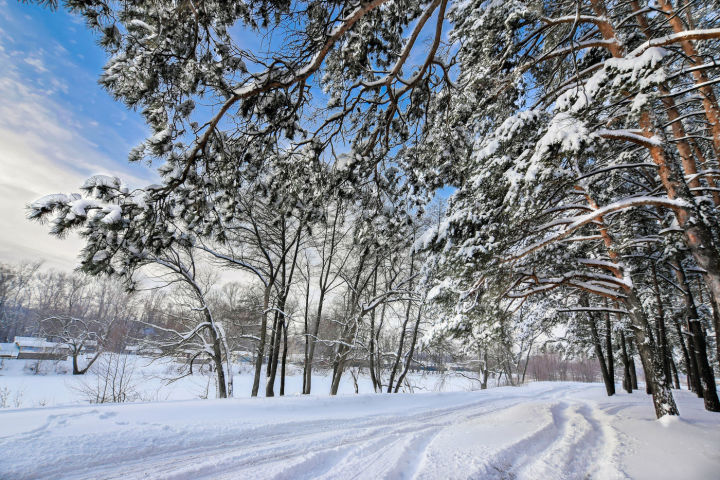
[81,340,98,354]
[231,350,254,363]
[13,336,69,360]
[124,344,140,355]
[0,342,19,359]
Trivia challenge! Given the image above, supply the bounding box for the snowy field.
[1,372,719,479]
[0,356,479,407]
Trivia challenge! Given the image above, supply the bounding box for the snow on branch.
[234,0,390,97]
[630,28,720,57]
[504,196,690,262]
[558,307,629,315]
[596,129,662,148]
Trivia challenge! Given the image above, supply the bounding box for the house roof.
[13,336,63,349]
[0,342,19,357]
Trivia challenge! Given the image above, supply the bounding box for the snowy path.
[1,382,718,479]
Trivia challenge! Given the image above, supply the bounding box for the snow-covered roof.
[13,336,63,349]
[0,342,19,357]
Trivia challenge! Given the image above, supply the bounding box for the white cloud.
[0,30,153,270]
[24,56,47,72]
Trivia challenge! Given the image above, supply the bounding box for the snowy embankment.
[1,382,719,480]
[0,356,479,407]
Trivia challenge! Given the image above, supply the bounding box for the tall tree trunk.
[211,339,227,399]
[629,348,639,391]
[670,353,681,390]
[304,201,341,395]
[251,286,271,397]
[303,294,325,395]
[330,330,351,396]
[603,305,615,390]
[72,350,81,375]
[301,262,312,395]
[394,302,423,393]
[387,312,410,393]
[330,248,369,395]
[696,276,720,374]
[685,326,704,397]
[368,267,380,392]
[266,312,278,379]
[280,320,288,396]
[582,296,614,396]
[672,313,701,395]
[374,301,387,389]
[624,290,679,417]
[619,331,632,394]
[266,308,284,397]
[330,315,361,395]
[650,263,673,387]
[388,252,415,393]
[673,259,720,411]
[520,339,533,385]
[481,350,489,390]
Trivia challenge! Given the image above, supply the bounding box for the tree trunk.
[303,296,324,395]
[394,302,423,393]
[629,352,638,391]
[387,253,415,393]
[582,296,615,396]
[302,263,311,395]
[619,331,632,394]
[673,259,720,411]
[685,324,704,397]
[72,350,81,375]
[624,290,679,417]
[481,350,489,390]
[330,319,358,395]
[212,341,227,399]
[387,314,409,393]
[267,312,278,379]
[329,249,369,395]
[368,268,381,392]
[650,263,673,387]
[251,286,271,397]
[603,307,614,390]
[266,310,284,397]
[280,320,288,396]
[672,313,701,395]
[330,341,347,395]
[670,353,681,390]
[374,302,387,390]
[304,202,341,395]
[710,297,720,372]
[520,340,533,385]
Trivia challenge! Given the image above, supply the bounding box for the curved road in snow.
[1,382,718,479]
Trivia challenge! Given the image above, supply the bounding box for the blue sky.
[0,2,454,270]
[0,0,155,269]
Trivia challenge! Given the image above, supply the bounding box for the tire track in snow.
[2,383,621,480]
[505,402,628,480]
[105,400,520,480]
[61,392,547,480]
[512,402,598,478]
[451,401,571,479]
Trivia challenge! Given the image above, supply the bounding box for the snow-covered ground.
[0,356,479,408]
[1,379,718,479]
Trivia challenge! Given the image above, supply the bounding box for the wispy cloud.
[24,56,47,72]
[0,7,154,270]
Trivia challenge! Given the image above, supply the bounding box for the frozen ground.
[1,380,718,479]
